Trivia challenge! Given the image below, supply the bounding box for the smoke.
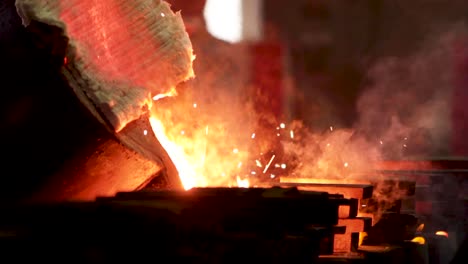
[151,19,467,221]
[292,22,466,168]
[278,22,468,220]
[355,23,468,158]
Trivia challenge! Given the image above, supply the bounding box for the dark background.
[264,0,468,124]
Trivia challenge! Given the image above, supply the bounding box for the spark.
[326,143,331,147]
[281,164,287,169]
[193,103,197,108]
[233,148,239,154]
[251,171,256,175]
[344,162,349,167]
[143,130,148,136]
[276,133,280,137]
[180,130,185,135]
[379,140,383,145]
[435,231,449,238]
[152,94,166,101]
[255,160,263,167]
[276,127,280,130]
[280,123,286,129]
[290,130,294,139]
[270,174,276,179]
[403,144,407,148]
[237,162,243,168]
[263,155,276,174]
[152,87,177,101]
[251,133,256,139]
[205,126,209,135]
[404,137,408,140]
[330,126,334,131]
[417,224,425,232]
[160,12,165,17]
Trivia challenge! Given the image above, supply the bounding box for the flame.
[148,99,253,189]
[435,231,449,238]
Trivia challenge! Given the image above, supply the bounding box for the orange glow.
[147,77,380,191]
[148,108,384,191]
[149,101,253,189]
[149,117,198,190]
[148,101,382,190]
[359,232,368,246]
[411,236,426,245]
[435,231,449,238]
[236,176,250,188]
[417,223,425,232]
[152,87,178,101]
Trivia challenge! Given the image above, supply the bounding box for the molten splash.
[148,99,382,190]
[148,99,253,189]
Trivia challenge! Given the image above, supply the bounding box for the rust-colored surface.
[338,199,358,219]
[334,217,372,253]
[333,233,359,253]
[338,217,372,233]
[32,139,161,202]
[338,205,353,219]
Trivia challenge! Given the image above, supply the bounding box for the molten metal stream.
[149,117,197,190]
